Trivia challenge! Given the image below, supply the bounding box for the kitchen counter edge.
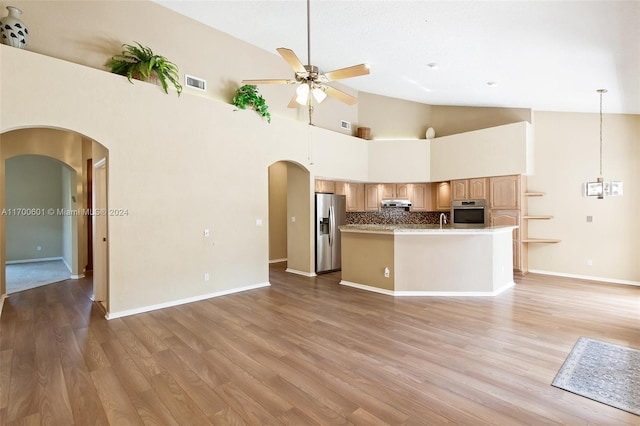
[339,224,518,235]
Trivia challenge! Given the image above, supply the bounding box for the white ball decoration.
[426,127,436,139]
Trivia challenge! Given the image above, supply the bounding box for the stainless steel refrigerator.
[315,193,346,274]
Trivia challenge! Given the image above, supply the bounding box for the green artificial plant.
[232,85,271,123]
[107,42,183,96]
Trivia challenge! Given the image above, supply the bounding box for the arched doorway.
[268,160,315,276]
[0,127,109,312]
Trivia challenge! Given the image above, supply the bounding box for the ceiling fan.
[242,0,370,120]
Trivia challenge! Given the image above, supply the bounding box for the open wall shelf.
[523,190,560,244]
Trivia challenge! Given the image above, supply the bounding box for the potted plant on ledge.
[232,84,271,123]
[107,42,183,96]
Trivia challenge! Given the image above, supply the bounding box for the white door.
[92,158,108,308]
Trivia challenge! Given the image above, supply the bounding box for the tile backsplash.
[347,208,450,225]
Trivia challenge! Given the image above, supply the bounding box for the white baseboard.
[285,268,316,277]
[528,269,639,287]
[0,294,6,317]
[70,274,85,279]
[269,258,287,264]
[6,257,63,264]
[105,281,271,320]
[340,280,515,297]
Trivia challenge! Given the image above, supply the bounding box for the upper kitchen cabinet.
[433,181,452,211]
[489,175,521,209]
[380,184,397,199]
[331,181,366,212]
[453,178,488,201]
[409,183,432,212]
[365,184,382,211]
[315,179,335,193]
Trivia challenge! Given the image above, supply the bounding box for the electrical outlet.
[204,229,210,237]
[384,267,390,278]
[587,259,593,266]
[37,245,42,251]
[204,273,210,281]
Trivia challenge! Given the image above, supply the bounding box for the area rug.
[552,336,640,416]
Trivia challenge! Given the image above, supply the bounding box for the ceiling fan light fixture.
[312,87,327,103]
[295,83,310,105]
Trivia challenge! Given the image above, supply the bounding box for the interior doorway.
[268,160,314,276]
[4,155,74,293]
[0,128,110,315]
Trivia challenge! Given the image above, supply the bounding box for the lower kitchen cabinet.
[490,209,524,272]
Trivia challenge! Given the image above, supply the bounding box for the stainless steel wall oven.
[451,199,486,228]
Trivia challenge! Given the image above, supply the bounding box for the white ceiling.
[156,1,640,114]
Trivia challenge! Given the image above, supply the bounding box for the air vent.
[341,120,351,130]
[185,74,206,91]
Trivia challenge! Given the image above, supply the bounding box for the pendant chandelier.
[584,89,623,199]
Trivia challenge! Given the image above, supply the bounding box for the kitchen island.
[339,224,517,296]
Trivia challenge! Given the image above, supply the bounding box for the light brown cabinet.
[345,182,365,212]
[409,183,431,212]
[380,184,397,199]
[453,178,488,201]
[396,184,410,199]
[315,179,335,194]
[433,181,451,211]
[365,184,381,211]
[489,175,520,209]
[490,209,522,271]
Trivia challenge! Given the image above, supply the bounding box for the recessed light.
[427,63,439,69]
[487,81,498,87]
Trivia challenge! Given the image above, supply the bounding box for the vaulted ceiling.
[156,1,640,114]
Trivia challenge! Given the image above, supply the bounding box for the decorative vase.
[426,127,436,140]
[0,6,28,49]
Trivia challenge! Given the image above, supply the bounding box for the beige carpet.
[6,259,71,294]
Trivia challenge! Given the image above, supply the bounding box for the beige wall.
[358,92,433,139]
[0,0,637,318]
[527,111,639,283]
[5,155,64,261]
[341,232,395,291]
[430,122,532,181]
[286,163,312,274]
[431,105,532,137]
[268,162,287,262]
[1,44,370,315]
[8,0,358,135]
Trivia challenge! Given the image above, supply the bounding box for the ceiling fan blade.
[277,48,307,74]
[324,64,370,82]
[242,79,295,85]
[325,86,358,105]
[287,93,300,108]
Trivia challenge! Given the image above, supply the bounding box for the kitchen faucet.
[440,213,447,229]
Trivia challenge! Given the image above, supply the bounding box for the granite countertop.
[339,224,517,234]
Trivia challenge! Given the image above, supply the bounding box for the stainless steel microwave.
[451,199,486,228]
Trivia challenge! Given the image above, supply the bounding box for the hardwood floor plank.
[1,263,638,425]
[147,369,211,425]
[0,349,12,410]
[90,366,144,426]
[153,348,227,416]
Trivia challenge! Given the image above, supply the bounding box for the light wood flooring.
[1,262,639,425]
